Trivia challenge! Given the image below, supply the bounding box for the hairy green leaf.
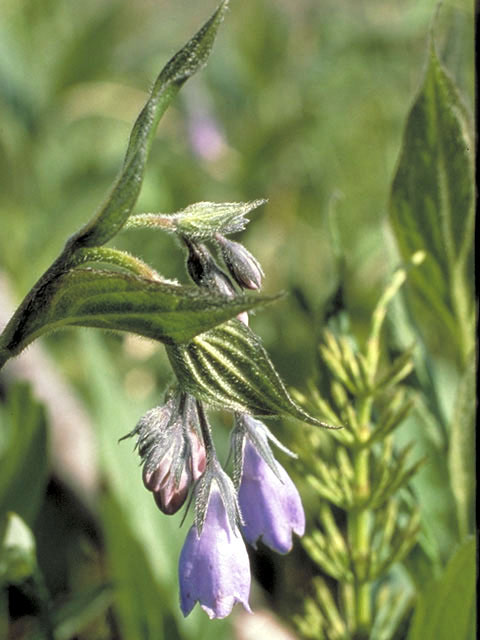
[69,0,229,248]
[407,536,476,640]
[0,383,48,525]
[5,268,275,353]
[389,42,474,362]
[126,199,267,239]
[167,319,328,426]
[448,351,475,538]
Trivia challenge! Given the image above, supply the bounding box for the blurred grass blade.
[407,536,476,640]
[70,0,229,248]
[25,584,112,640]
[167,319,329,426]
[448,352,475,538]
[2,268,277,354]
[0,512,37,585]
[0,383,48,525]
[389,41,474,363]
[101,493,173,640]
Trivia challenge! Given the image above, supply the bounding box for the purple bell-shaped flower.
[238,440,305,554]
[179,487,252,619]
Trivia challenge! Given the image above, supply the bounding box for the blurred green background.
[0,0,473,638]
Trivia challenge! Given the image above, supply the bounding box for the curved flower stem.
[196,400,216,464]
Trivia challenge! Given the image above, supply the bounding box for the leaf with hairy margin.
[166,319,329,426]
[4,269,277,353]
[69,0,230,249]
[126,200,267,240]
[389,42,474,363]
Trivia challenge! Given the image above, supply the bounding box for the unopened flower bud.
[184,237,236,296]
[124,390,207,515]
[143,429,206,515]
[215,234,264,290]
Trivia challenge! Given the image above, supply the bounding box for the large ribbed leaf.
[69,0,229,249]
[166,319,328,426]
[4,269,275,352]
[389,42,474,363]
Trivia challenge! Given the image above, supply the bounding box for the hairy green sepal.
[166,318,328,426]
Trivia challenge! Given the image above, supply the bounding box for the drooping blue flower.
[179,487,252,619]
[238,440,305,554]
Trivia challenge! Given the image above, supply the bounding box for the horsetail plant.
[0,0,333,622]
[294,256,425,640]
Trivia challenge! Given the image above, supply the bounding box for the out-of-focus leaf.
[0,512,37,585]
[3,268,277,355]
[407,536,476,640]
[396,404,458,566]
[448,351,475,538]
[389,42,474,363]
[167,319,329,426]
[99,494,172,640]
[27,583,112,640]
[0,588,6,639]
[0,383,48,524]
[70,0,230,248]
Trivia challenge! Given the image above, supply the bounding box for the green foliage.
[296,10,475,639]
[0,0,475,638]
[3,267,272,352]
[167,318,326,425]
[0,383,49,525]
[70,0,230,249]
[126,199,267,239]
[296,264,421,640]
[407,537,476,640]
[447,352,476,539]
[389,41,474,364]
[0,513,37,585]
[0,1,246,369]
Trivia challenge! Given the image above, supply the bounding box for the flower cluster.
[123,230,306,619]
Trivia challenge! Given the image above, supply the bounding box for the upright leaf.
[389,42,474,362]
[2,268,276,355]
[167,319,329,426]
[407,537,476,640]
[70,0,230,248]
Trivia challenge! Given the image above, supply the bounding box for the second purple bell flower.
[238,440,305,554]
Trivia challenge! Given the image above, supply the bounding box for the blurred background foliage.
[0,0,474,638]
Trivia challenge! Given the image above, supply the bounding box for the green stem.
[349,397,373,637]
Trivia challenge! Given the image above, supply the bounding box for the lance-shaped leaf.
[1,269,276,355]
[69,1,229,249]
[166,319,329,426]
[389,42,474,362]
